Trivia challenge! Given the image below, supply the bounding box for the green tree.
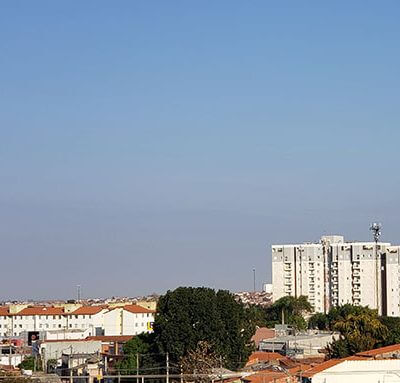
[117,333,156,375]
[154,287,255,370]
[267,295,312,330]
[327,311,389,357]
[18,356,41,371]
[308,313,329,330]
[379,316,400,346]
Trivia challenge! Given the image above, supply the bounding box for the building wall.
[312,360,400,383]
[122,311,154,335]
[272,236,400,316]
[103,309,123,336]
[40,340,102,363]
[103,308,155,336]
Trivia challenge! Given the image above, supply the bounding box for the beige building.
[272,235,400,316]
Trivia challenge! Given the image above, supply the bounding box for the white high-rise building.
[272,235,400,316]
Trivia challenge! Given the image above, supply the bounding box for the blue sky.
[1,1,399,300]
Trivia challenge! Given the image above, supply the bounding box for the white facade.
[311,360,400,383]
[272,235,400,315]
[0,305,155,339]
[103,306,155,336]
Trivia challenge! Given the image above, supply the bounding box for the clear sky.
[1,1,399,300]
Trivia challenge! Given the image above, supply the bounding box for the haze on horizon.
[1,1,400,301]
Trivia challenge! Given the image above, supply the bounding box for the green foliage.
[245,305,268,328]
[18,356,41,371]
[289,314,308,331]
[264,295,312,330]
[327,304,374,328]
[308,313,329,330]
[379,316,400,346]
[327,309,389,358]
[117,333,157,375]
[154,287,255,370]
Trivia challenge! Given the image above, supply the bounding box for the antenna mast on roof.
[370,222,382,243]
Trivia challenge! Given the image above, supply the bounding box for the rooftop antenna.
[370,222,382,243]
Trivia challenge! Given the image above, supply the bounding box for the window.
[19,325,22,328]
[46,324,49,329]
[75,315,78,319]
[135,323,138,327]
[69,324,72,328]
[58,324,62,328]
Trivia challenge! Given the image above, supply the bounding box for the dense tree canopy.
[153,287,255,370]
[316,305,391,358]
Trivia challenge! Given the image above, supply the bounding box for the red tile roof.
[246,352,288,366]
[70,306,105,315]
[356,343,400,358]
[0,307,9,316]
[302,359,343,378]
[123,305,155,314]
[17,306,65,316]
[242,371,296,383]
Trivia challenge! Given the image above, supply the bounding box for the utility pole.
[77,285,81,302]
[8,340,12,368]
[136,353,139,383]
[166,352,169,383]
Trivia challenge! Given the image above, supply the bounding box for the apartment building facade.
[272,235,400,316]
[0,304,155,338]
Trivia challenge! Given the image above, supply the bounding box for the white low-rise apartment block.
[103,305,155,336]
[272,235,400,315]
[0,304,155,338]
